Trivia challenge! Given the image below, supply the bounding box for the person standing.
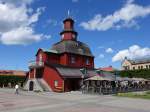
[15,84,19,94]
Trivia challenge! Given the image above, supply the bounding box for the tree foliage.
[119,69,150,79]
[0,75,26,84]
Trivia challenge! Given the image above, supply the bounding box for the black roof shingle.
[51,40,94,57]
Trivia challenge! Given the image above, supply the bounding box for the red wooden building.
[24,17,97,92]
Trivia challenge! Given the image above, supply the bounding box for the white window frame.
[54,80,58,87]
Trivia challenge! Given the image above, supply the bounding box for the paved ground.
[0,89,150,112]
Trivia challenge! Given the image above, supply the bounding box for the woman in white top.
[15,84,19,94]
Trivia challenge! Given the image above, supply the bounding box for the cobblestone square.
[0,89,150,112]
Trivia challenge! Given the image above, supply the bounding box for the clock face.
[62,34,64,39]
[72,34,75,38]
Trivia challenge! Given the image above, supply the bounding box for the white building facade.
[122,57,150,70]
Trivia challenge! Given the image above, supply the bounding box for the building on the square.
[0,70,27,88]
[122,57,150,70]
[99,66,116,72]
[24,17,98,92]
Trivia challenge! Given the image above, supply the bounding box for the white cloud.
[80,0,150,31]
[106,48,114,53]
[0,0,50,45]
[98,54,104,58]
[0,27,42,45]
[112,45,150,62]
[0,0,33,5]
[126,0,134,4]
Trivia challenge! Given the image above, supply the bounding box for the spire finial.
[67,10,70,17]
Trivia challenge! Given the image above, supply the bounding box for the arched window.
[138,66,140,69]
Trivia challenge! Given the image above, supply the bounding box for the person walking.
[15,84,19,94]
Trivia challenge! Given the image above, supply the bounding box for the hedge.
[0,75,26,84]
[119,69,150,79]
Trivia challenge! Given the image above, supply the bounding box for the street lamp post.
[80,68,86,93]
[95,69,102,94]
[114,71,118,94]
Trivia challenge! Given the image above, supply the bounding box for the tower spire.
[67,10,70,17]
[60,13,78,41]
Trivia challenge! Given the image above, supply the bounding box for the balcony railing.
[28,61,44,68]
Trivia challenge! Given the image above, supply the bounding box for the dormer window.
[71,56,75,64]
[39,54,42,62]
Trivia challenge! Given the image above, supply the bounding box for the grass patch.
[116,91,150,99]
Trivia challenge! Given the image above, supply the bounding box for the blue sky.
[0,0,150,71]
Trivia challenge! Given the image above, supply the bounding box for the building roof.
[127,57,150,65]
[56,67,97,78]
[99,71,116,80]
[51,40,94,57]
[60,29,78,36]
[99,66,116,72]
[63,17,74,23]
[86,75,112,81]
[0,70,27,77]
[42,49,59,54]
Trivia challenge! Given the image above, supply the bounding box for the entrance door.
[70,79,81,91]
[36,68,43,78]
[29,81,34,91]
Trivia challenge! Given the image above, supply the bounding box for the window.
[146,65,148,69]
[39,54,42,62]
[133,67,135,70]
[38,54,43,66]
[71,56,75,64]
[86,58,90,65]
[124,66,129,70]
[141,66,143,69]
[54,80,58,87]
[149,65,150,69]
[124,66,126,70]
[138,66,140,69]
